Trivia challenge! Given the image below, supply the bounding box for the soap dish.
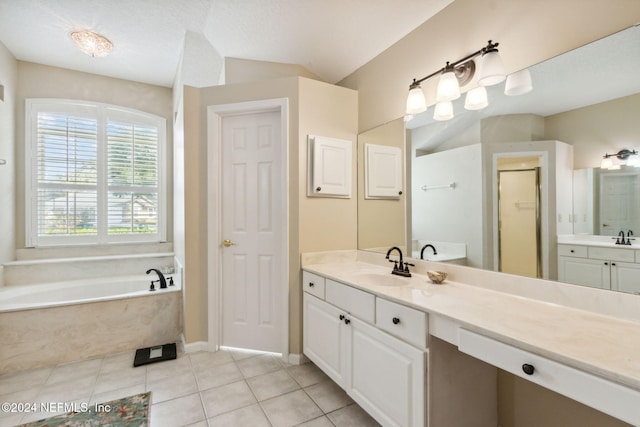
[427,270,447,284]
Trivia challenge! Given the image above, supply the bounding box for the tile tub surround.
[0,348,380,427]
[0,290,182,374]
[301,251,640,390]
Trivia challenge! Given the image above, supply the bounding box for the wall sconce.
[405,40,532,121]
[601,149,640,169]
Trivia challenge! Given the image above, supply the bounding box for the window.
[26,99,166,246]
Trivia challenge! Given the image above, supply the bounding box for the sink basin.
[350,271,410,287]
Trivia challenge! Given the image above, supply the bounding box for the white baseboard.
[181,334,211,354]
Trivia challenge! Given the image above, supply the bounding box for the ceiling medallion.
[70,30,113,58]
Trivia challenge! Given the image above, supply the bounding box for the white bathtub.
[0,275,183,374]
[0,274,180,312]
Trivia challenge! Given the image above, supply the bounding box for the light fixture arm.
[408,40,499,89]
[603,149,638,160]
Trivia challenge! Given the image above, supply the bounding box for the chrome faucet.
[420,244,438,259]
[146,268,167,289]
[385,246,413,277]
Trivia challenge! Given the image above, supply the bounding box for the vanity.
[301,250,640,427]
[558,236,640,294]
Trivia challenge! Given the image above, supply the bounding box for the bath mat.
[17,391,151,427]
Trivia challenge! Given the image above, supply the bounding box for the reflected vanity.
[357,25,640,295]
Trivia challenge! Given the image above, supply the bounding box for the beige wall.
[181,77,358,350]
[0,42,17,267]
[225,58,321,85]
[340,0,640,133]
[13,61,174,251]
[545,93,640,169]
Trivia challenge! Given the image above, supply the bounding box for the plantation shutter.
[35,111,98,238]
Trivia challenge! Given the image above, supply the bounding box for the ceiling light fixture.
[405,40,531,121]
[601,149,639,169]
[70,30,113,58]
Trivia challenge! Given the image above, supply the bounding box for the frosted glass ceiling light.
[406,80,427,115]
[433,101,454,121]
[436,63,461,102]
[70,30,113,58]
[464,86,488,110]
[478,41,506,86]
[505,68,533,96]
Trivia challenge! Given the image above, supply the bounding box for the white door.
[599,173,639,235]
[221,110,283,353]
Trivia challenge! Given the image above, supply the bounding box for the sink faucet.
[385,246,413,277]
[616,230,627,245]
[146,268,167,289]
[420,244,438,259]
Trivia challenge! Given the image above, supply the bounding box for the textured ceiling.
[0,0,453,87]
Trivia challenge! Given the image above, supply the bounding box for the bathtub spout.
[146,268,167,289]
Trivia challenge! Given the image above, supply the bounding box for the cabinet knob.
[612,263,616,266]
[392,317,400,325]
[316,186,322,192]
[522,363,535,375]
[604,262,609,266]
[339,314,345,320]
[308,282,315,287]
[570,249,574,253]
[398,191,403,195]
[344,318,351,325]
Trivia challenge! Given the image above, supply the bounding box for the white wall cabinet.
[364,143,403,199]
[308,135,352,198]
[302,272,425,427]
[558,244,640,293]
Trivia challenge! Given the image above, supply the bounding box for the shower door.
[498,168,541,278]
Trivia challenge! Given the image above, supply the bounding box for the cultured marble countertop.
[302,260,640,390]
[558,234,640,249]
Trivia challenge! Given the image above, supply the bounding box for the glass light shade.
[436,70,460,102]
[600,157,613,169]
[70,30,113,58]
[505,69,533,96]
[433,101,454,121]
[406,86,427,115]
[627,153,640,167]
[478,50,506,86]
[464,86,488,110]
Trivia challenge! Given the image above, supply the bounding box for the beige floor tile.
[93,365,146,395]
[287,362,330,388]
[0,366,53,395]
[236,354,283,378]
[146,355,193,383]
[90,383,146,406]
[150,393,206,427]
[0,413,23,427]
[99,351,138,374]
[201,379,257,418]
[189,350,234,371]
[195,360,243,391]
[297,415,336,427]
[36,375,97,402]
[260,389,323,427]
[208,402,271,427]
[305,379,353,413]
[246,369,300,401]
[45,357,103,385]
[147,371,199,404]
[327,403,381,427]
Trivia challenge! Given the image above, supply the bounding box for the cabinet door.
[309,135,352,197]
[558,256,611,289]
[348,317,425,427]
[303,293,347,387]
[365,143,402,198]
[611,261,640,294]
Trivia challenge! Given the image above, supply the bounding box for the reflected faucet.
[146,268,167,289]
[616,230,627,245]
[420,244,438,260]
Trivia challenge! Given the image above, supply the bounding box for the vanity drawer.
[458,329,640,426]
[375,298,427,348]
[588,246,635,262]
[557,244,587,258]
[302,271,326,299]
[325,279,375,323]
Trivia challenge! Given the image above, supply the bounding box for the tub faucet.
[146,268,167,289]
[420,244,438,259]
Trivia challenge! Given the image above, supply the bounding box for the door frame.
[206,98,289,358]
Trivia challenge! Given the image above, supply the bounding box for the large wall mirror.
[357,25,640,294]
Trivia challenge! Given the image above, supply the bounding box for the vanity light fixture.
[70,30,113,58]
[405,40,513,120]
[600,149,640,169]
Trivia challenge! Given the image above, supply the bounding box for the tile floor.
[0,348,381,427]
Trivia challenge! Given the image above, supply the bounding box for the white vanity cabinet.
[558,244,640,293]
[302,272,426,427]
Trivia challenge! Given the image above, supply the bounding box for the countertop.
[302,260,640,391]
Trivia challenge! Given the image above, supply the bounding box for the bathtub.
[0,275,183,374]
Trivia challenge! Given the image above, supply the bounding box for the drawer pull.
[308,282,315,287]
[392,317,401,325]
[522,363,535,375]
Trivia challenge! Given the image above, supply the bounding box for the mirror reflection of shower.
[497,156,542,278]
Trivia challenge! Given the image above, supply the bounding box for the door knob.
[223,239,236,247]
